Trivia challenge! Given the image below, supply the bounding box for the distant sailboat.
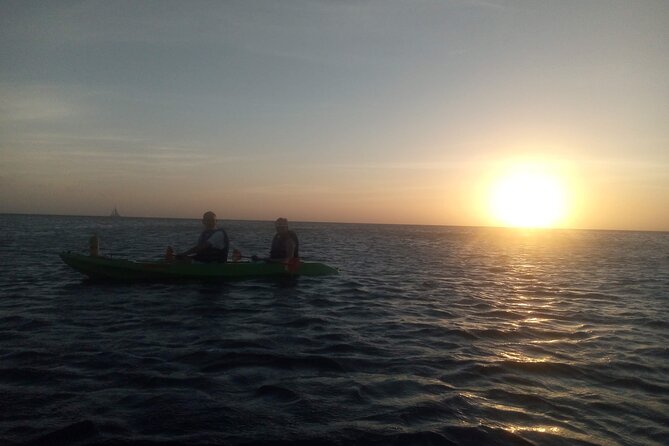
[110,206,121,218]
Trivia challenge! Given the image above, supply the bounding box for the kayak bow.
[60,252,338,281]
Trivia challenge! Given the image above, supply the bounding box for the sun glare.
[489,165,567,228]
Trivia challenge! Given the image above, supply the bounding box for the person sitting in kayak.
[177,211,229,263]
[252,217,299,263]
[271,217,299,261]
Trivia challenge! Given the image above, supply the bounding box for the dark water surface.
[1,214,668,446]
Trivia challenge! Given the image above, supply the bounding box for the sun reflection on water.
[460,392,564,437]
[499,351,551,363]
[505,425,561,435]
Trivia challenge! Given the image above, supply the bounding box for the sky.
[1,0,668,231]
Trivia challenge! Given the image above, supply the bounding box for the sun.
[489,165,567,228]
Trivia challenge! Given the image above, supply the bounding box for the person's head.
[202,211,217,230]
[275,217,289,233]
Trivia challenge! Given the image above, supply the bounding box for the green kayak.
[60,252,338,281]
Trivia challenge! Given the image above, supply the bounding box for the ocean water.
[1,214,668,446]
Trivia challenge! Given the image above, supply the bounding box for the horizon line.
[1,211,667,234]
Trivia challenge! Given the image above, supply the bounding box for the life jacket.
[195,228,229,263]
[270,230,299,259]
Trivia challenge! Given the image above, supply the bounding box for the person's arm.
[179,231,225,257]
[177,241,209,257]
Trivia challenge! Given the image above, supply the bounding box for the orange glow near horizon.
[488,163,569,228]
